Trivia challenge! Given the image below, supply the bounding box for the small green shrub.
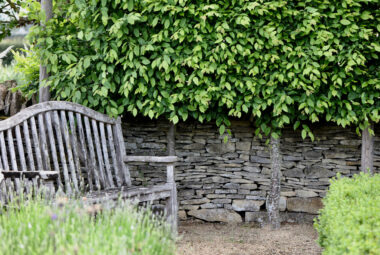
[0,197,176,255]
[314,173,380,255]
[0,62,24,85]
[12,47,40,98]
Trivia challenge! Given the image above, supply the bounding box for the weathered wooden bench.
[0,101,178,231]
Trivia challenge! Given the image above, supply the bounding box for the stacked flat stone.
[123,118,380,223]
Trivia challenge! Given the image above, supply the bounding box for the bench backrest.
[0,101,131,194]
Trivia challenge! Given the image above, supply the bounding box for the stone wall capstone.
[122,117,379,223]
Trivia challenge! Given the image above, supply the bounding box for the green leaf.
[340,19,351,25]
[219,124,226,135]
[172,115,179,124]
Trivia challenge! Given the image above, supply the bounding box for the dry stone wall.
[122,117,380,223]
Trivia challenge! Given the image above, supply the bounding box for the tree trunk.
[267,136,281,229]
[167,123,176,156]
[39,0,53,102]
[361,123,374,174]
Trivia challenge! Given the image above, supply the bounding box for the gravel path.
[177,222,321,255]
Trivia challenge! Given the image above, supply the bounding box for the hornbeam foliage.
[26,0,379,138]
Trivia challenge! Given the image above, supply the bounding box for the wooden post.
[267,136,281,229]
[361,123,374,174]
[39,0,53,102]
[166,123,177,233]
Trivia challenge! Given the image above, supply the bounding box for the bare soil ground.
[177,222,321,255]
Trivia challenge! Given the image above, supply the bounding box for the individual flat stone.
[305,166,336,178]
[232,200,264,211]
[206,142,235,154]
[250,156,271,164]
[295,190,318,198]
[287,197,323,214]
[283,168,305,178]
[181,197,210,205]
[236,142,251,151]
[188,209,243,223]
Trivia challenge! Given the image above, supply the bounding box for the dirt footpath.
[177,222,321,255]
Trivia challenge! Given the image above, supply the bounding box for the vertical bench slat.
[0,135,3,169]
[107,124,121,187]
[15,126,27,171]
[38,114,51,171]
[45,112,62,187]
[84,116,101,191]
[0,131,9,171]
[23,120,35,171]
[30,117,43,170]
[99,122,114,188]
[60,111,79,192]
[0,147,2,170]
[7,129,21,192]
[68,112,82,190]
[113,119,131,186]
[76,113,92,191]
[52,111,72,194]
[92,120,107,188]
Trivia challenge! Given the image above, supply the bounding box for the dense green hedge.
[314,173,380,255]
[24,0,380,137]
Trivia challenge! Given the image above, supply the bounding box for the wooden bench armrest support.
[123,156,178,163]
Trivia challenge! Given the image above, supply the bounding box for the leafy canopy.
[25,0,379,138]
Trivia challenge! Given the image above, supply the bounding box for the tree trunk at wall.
[361,123,374,174]
[267,136,281,229]
[39,0,53,102]
[167,123,176,156]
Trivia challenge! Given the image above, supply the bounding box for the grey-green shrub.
[314,173,380,255]
[0,198,176,255]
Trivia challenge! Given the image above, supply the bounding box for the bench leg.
[166,183,178,234]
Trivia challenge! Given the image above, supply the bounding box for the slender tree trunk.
[267,136,281,229]
[361,123,374,174]
[39,0,53,102]
[167,123,176,156]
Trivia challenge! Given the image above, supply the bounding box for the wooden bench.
[0,101,178,231]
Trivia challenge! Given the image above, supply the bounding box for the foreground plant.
[0,197,176,255]
[314,173,380,255]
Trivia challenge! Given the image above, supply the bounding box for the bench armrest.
[124,156,178,163]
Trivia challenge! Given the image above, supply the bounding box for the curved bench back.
[0,101,131,195]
